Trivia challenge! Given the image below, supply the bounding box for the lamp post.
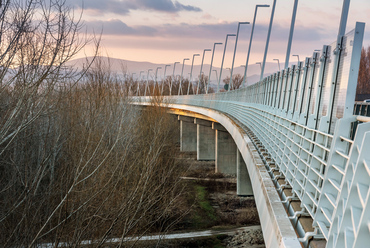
[129,73,136,96]
[198,49,211,94]
[261,0,277,81]
[225,68,231,91]
[240,65,246,86]
[178,58,189,95]
[229,22,249,91]
[256,62,262,71]
[218,34,236,92]
[188,54,200,95]
[273,59,281,71]
[161,64,171,95]
[152,67,162,95]
[284,0,299,69]
[243,4,270,87]
[213,70,219,86]
[207,42,223,94]
[292,54,300,64]
[137,71,144,96]
[144,69,153,96]
[170,62,180,95]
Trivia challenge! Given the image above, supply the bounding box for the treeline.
[0,1,186,247]
[357,46,370,95]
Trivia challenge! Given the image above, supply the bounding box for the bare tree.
[223,74,243,91]
[0,1,187,247]
[357,46,370,95]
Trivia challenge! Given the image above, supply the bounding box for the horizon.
[72,0,370,68]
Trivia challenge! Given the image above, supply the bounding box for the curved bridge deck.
[133,22,370,248]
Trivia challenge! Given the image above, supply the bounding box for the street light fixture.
[292,54,300,64]
[273,59,281,71]
[188,54,200,95]
[284,0,299,69]
[243,4,270,87]
[137,71,144,96]
[144,69,153,96]
[198,49,211,94]
[229,22,250,91]
[213,70,219,86]
[161,65,171,95]
[261,0,277,81]
[178,58,190,95]
[129,73,136,96]
[218,34,236,92]
[207,42,223,94]
[153,67,162,95]
[256,62,262,70]
[170,62,180,95]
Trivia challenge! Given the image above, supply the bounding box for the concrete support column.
[171,114,180,144]
[213,123,237,175]
[178,116,196,152]
[195,118,215,160]
[237,150,253,196]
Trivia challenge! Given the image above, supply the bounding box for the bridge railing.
[135,22,370,248]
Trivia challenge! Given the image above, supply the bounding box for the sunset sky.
[72,0,370,69]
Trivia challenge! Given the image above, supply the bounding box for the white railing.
[134,22,370,248]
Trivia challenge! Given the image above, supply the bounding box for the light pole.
[273,59,280,71]
[137,71,144,96]
[207,42,223,94]
[240,65,246,86]
[229,22,249,91]
[243,4,270,87]
[128,73,136,96]
[161,64,171,95]
[188,54,200,95]
[170,62,180,95]
[284,0,299,69]
[213,70,219,86]
[261,0,277,81]
[153,67,162,95]
[178,58,189,95]
[144,69,153,96]
[292,54,300,64]
[225,68,231,91]
[218,34,236,92]
[256,62,262,71]
[198,49,211,94]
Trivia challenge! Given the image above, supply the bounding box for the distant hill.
[67,56,282,87]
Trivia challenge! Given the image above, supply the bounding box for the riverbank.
[164,151,265,247]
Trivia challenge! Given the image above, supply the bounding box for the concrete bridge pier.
[195,118,215,161]
[178,116,197,152]
[237,150,253,196]
[213,123,237,175]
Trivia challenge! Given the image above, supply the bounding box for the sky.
[72,0,370,71]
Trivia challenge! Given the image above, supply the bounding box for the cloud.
[74,0,135,16]
[85,20,238,40]
[136,0,201,12]
[71,0,201,16]
[201,13,215,20]
[85,19,157,36]
[84,19,331,48]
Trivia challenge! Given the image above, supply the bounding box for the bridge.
[132,20,370,248]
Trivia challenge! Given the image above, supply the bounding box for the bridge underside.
[139,102,304,247]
